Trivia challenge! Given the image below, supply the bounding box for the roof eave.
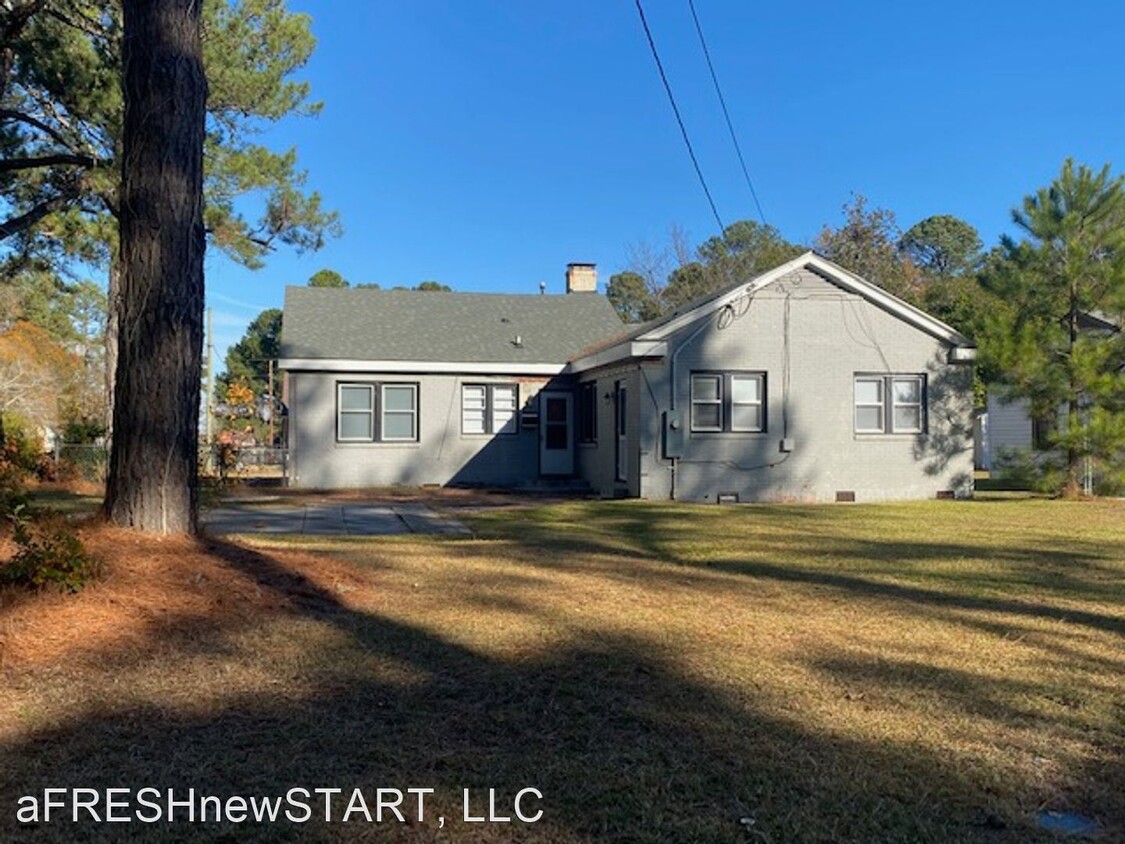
[279,358,567,376]
[566,340,668,374]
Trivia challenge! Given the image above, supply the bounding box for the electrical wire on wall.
[678,278,804,473]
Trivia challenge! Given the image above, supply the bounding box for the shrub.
[0,457,30,518]
[1,506,102,593]
[0,413,43,475]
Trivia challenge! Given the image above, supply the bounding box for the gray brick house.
[279,253,977,501]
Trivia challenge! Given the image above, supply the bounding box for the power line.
[633,0,725,235]
[687,0,767,226]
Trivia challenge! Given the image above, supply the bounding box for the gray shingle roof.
[280,286,624,364]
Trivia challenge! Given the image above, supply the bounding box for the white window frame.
[337,383,375,442]
[890,376,924,434]
[380,383,418,442]
[729,373,765,433]
[690,374,723,432]
[854,374,926,434]
[490,384,518,435]
[462,383,519,436]
[691,371,767,433]
[854,376,886,434]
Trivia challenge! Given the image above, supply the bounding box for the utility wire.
[633,0,725,235]
[687,0,767,226]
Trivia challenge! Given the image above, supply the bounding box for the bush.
[0,460,30,517]
[994,447,1125,497]
[0,413,43,475]
[1,506,102,593]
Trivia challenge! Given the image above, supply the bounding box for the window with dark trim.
[578,382,598,443]
[854,374,926,434]
[462,383,519,435]
[336,381,419,442]
[1032,414,1056,451]
[690,372,766,433]
[615,380,627,481]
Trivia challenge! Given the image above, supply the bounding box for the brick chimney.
[565,263,597,294]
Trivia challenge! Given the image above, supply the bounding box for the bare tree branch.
[0,152,99,173]
[0,107,89,152]
[0,192,72,240]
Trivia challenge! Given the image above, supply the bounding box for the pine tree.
[983,160,1125,495]
[103,0,206,533]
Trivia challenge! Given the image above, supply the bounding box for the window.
[615,380,627,481]
[854,374,926,434]
[690,372,766,433]
[730,374,764,432]
[336,381,418,443]
[578,382,598,443]
[462,383,518,435]
[381,384,418,441]
[1032,414,1056,450]
[338,384,375,442]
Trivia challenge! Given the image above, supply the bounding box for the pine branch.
[0,107,89,153]
[0,192,72,240]
[0,153,100,173]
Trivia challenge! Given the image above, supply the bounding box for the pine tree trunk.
[104,259,120,444]
[1063,283,1083,498]
[104,0,207,534]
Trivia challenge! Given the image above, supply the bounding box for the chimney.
[565,262,597,294]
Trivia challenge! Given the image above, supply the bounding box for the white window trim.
[337,383,375,442]
[891,376,924,434]
[854,374,926,435]
[462,383,519,436]
[854,376,886,434]
[690,374,723,432]
[380,383,418,442]
[729,373,765,433]
[691,371,767,433]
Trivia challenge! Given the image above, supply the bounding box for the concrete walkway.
[201,500,470,536]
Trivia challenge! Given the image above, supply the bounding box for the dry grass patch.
[0,497,1122,842]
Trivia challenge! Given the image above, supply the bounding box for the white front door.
[539,391,574,476]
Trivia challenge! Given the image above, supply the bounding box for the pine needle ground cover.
[1,497,1121,842]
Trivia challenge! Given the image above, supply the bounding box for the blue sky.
[205,0,1124,360]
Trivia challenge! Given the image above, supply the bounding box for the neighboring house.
[280,253,978,501]
[981,310,1121,470]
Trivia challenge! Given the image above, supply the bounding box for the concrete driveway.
[201,500,470,536]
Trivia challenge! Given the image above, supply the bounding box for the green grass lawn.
[1,497,1122,842]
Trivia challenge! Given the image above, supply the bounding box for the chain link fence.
[54,443,109,482]
[48,443,288,484]
[199,444,288,482]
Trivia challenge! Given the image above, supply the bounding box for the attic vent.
[512,335,523,347]
[835,491,856,503]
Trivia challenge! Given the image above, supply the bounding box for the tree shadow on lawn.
[463,505,1124,636]
[0,537,1092,843]
[701,557,1124,637]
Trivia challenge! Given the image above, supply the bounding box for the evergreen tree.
[2,0,339,435]
[606,270,660,323]
[900,215,983,278]
[982,159,1125,495]
[104,0,206,533]
[217,307,282,398]
[307,268,348,288]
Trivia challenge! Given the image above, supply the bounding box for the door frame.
[538,390,575,477]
